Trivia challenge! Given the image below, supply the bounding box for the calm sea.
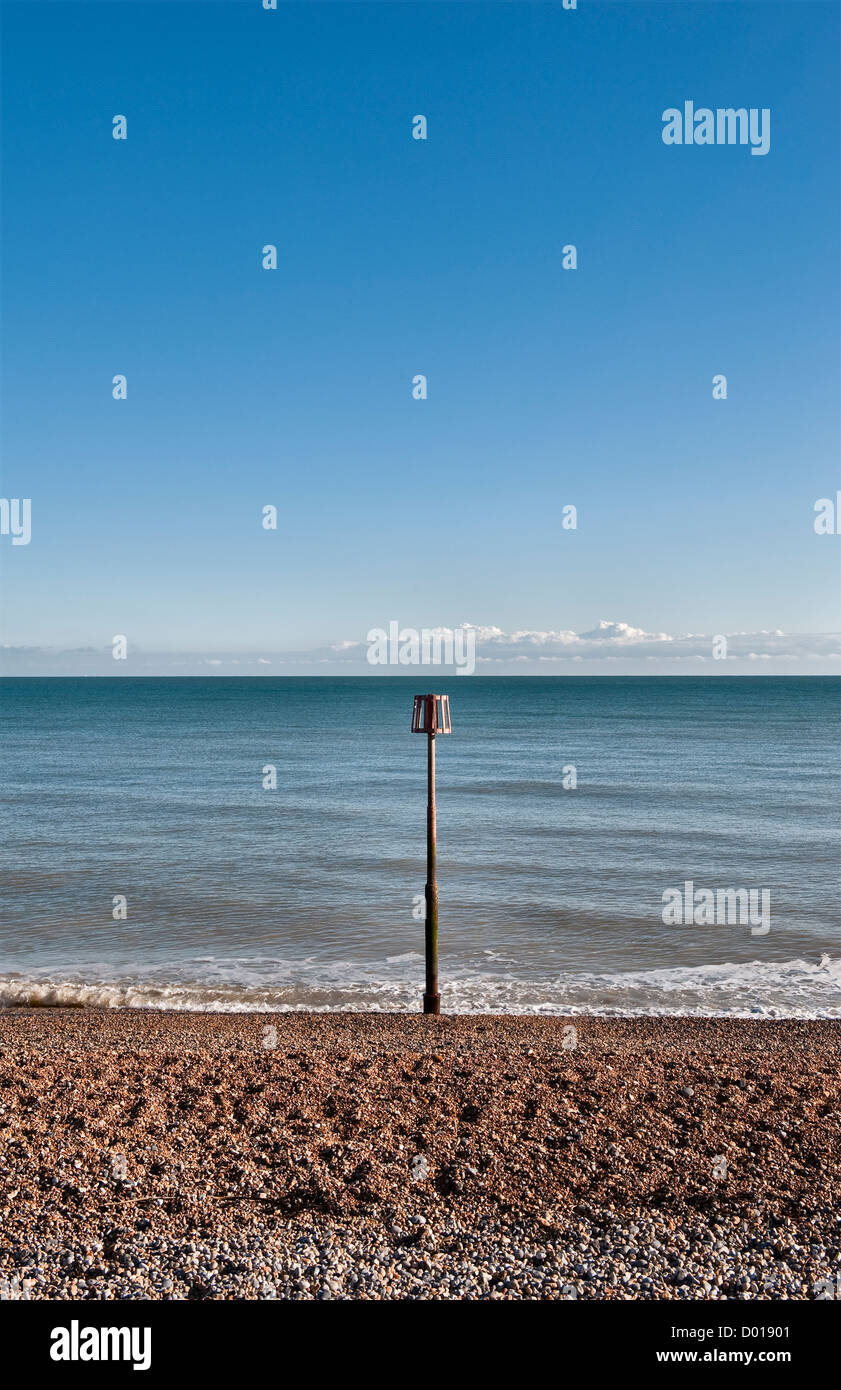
[1,677,839,1017]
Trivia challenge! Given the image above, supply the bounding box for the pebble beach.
[0,1010,838,1301]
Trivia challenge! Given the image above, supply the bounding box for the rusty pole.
[413,693,449,1012]
[423,720,440,1015]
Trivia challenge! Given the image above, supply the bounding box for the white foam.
[0,955,838,1017]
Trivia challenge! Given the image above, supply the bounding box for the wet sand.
[0,1010,838,1299]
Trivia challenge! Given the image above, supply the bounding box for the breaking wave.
[0,954,838,1018]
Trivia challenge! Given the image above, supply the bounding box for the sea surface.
[1,677,839,1017]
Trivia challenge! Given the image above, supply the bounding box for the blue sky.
[1,0,839,674]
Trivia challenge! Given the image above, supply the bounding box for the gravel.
[0,1009,838,1301]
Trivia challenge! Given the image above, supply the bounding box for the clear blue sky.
[1,1,839,673]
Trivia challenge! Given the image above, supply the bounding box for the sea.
[1,676,839,1017]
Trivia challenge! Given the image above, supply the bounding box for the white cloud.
[446,622,840,665]
[4,622,839,674]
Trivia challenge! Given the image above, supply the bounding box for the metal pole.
[423,722,440,1014]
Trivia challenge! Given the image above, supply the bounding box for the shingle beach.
[0,1010,838,1300]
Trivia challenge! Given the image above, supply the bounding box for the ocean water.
[0,677,839,1017]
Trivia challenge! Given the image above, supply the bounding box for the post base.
[422,993,440,1015]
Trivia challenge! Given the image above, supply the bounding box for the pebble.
[0,1009,837,1301]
